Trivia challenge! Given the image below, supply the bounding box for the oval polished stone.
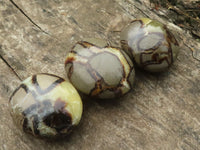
[120,18,179,72]
[9,73,83,138]
[65,39,135,99]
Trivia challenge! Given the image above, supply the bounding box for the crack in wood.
[9,0,49,35]
[0,54,22,81]
[9,0,71,51]
[182,38,200,62]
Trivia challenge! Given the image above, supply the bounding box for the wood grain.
[0,0,200,149]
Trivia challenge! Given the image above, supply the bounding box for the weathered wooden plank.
[0,0,200,150]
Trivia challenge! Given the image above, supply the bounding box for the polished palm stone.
[120,18,179,72]
[9,73,83,138]
[65,39,135,99]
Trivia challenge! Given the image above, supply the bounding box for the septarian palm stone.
[65,39,135,99]
[9,73,83,138]
[120,18,179,72]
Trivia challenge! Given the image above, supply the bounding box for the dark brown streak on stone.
[11,83,38,103]
[70,43,80,53]
[9,0,49,35]
[165,29,178,63]
[89,79,104,96]
[140,52,162,67]
[79,41,108,49]
[65,57,75,65]
[0,54,22,81]
[126,66,134,88]
[68,64,73,80]
[65,62,73,79]
[22,117,32,133]
[165,26,179,46]
[40,79,64,95]
[90,77,125,97]
[32,75,37,85]
[9,84,28,102]
[77,41,94,48]
[33,75,64,95]
[32,115,40,136]
[119,50,131,88]
[142,56,170,67]
[22,103,41,135]
[139,34,169,67]
[70,43,93,59]
[130,20,144,28]
[120,40,134,58]
[43,98,72,132]
[39,73,65,79]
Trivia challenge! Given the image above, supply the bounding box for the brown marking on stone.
[65,57,75,65]
[164,26,179,46]
[39,73,65,79]
[77,40,109,49]
[34,75,64,95]
[42,98,72,132]
[90,77,128,98]
[9,84,28,102]
[142,56,170,67]
[73,47,95,59]
[77,41,94,48]
[130,19,143,28]
[121,64,126,81]
[67,63,73,79]
[90,79,103,96]
[32,115,40,136]
[137,32,173,68]
[70,42,96,59]
[22,117,32,133]
[165,29,179,64]
[32,75,37,84]
[126,66,134,88]
[142,50,169,65]
[81,41,109,49]
[43,111,72,133]
[22,99,54,136]
[71,43,80,52]
[120,40,134,59]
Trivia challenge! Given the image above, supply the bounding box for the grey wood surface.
[0,0,200,149]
